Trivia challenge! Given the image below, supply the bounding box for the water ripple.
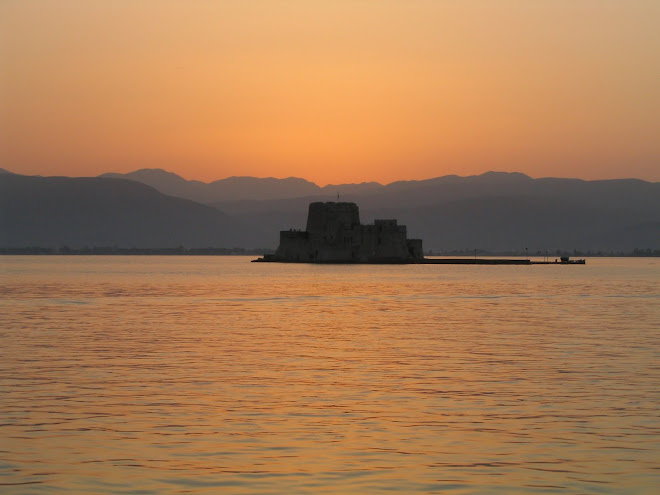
[1,256,658,494]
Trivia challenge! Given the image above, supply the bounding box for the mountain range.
[1,168,658,252]
[1,174,236,248]
[100,169,381,203]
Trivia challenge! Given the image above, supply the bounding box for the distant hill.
[2,170,658,252]
[209,172,660,252]
[100,168,385,203]
[0,168,15,175]
[0,174,243,248]
[372,196,660,252]
[100,169,322,203]
[99,168,207,201]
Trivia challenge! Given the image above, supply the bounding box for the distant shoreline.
[1,247,657,257]
[0,247,273,256]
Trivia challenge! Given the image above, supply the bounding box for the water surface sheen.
[1,256,659,494]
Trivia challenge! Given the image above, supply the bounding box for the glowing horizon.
[1,1,659,185]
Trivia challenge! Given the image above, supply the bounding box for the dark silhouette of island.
[254,202,423,263]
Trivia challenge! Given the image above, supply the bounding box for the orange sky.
[1,1,659,185]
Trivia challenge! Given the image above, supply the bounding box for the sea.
[1,256,659,494]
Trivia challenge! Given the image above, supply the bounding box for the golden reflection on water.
[1,256,659,494]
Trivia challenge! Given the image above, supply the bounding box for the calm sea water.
[1,256,659,494]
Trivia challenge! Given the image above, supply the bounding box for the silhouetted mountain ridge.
[205,173,659,252]
[100,169,547,204]
[0,174,242,248]
[100,168,388,203]
[100,169,322,203]
[2,170,658,251]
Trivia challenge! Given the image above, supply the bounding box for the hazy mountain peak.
[469,171,533,183]
[0,173,237,249]
[100,168,187,181]
[207,175,321,201]
[216,175,317,186]
[0,167,15,175]
[99,169,323,203]
[477,171,532,180]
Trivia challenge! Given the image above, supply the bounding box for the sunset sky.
[1,1,658,185]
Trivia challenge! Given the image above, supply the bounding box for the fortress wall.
[368,219,409,260]
[354,227,377,262]
[353,223,409,261]
[374,219,401,231]
[306,228,356,262]
[311,244,353,262]
[275,231,312,261]
[374,228,410,260]
[407,239,424,259]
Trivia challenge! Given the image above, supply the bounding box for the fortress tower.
[306,202,360,237]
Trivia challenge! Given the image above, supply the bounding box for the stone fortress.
[255,202,424,263]
[253,201,585,265]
